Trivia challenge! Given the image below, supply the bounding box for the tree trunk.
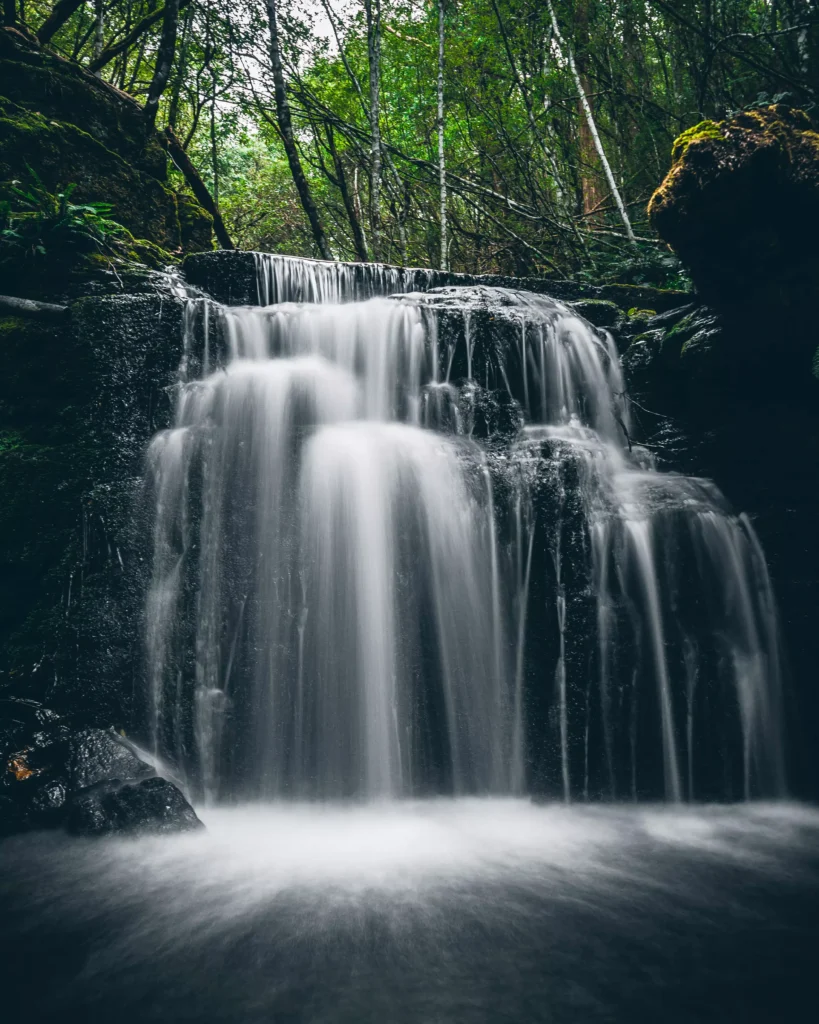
[3,0,17,28]
[167,1,193,130]
[574,0,605,218]
[0,295,68,319]
[38,0,86,43]
[210,77,219,206]
[437,0,447,270]
[266,0,333,260]
[364,0,382,260]
[353,165,369,255]
[546,0,635,241]
[144,0,181,129]
[93,0,104,60]
[90,0,192,74]
[163,127,235,250]
[328,127,369,262]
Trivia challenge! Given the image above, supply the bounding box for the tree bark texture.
[144,0,181,128]
[265,0,333,260]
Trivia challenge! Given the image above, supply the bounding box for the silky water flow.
[144,255,785,805]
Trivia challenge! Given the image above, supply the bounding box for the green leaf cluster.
[1,166,127,266]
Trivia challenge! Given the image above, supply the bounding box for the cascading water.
[146,282,516,802]
[144,257,785,804]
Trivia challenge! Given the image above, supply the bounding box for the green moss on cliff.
[0,31,213,259]
[671,121,725,162]
[0,97,182,250]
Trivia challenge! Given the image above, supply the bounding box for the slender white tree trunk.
[546,0,636,242]
[438,0,448,270]
[94,0,104,57]
[365,0,382,260]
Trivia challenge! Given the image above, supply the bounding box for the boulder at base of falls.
[0,702,202,838]
[67,776,203,837]
[69,727,154,791]
[648,105,819,339]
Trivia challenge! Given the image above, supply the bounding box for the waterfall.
[144,263,785,803]
[254,252,449,305]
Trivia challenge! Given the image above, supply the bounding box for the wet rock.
[569,299,620,329]
[183,251,692,311]
[69,728,154,791]
[67,776,203,837]
[28,777,68,825]
[0,294,192,724]
[0,699,71,833]
[459,382,524,440]
[0,698,67,761]
[648,105,819,340]
[0,699,202,837]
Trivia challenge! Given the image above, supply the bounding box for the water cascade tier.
[144,255,786,803]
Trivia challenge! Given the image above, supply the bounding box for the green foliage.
[575,240,692,290]
[0,166,127,266]
[11,0,819,278]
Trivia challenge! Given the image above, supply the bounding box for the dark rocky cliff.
[627,106,819,797]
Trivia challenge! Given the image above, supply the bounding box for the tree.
[546,0,635,242]
[144,0,181,129]
[363,0,382,259]
[437,0,447,270]
[16,0,819,275]
[266,0,333,260]
[38,0,86,43]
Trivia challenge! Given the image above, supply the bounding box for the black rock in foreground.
[0,701,202,838]
[67,776,203,837]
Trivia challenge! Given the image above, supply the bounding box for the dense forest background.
[3,1,819,281]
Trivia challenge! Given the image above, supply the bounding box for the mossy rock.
[670,120,725,163]
[0,97,181,249]
[648,104,819,344]
[0,30,213,258]
[0,32,165,178]
[177,192,214,253]
[569,298,620,329]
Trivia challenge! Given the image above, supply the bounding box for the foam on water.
[3,801,818,1022]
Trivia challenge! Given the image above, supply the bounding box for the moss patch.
[671,120,725,162]
[648,105,819,347]
[0,31,212,259]
[0,97,181,249]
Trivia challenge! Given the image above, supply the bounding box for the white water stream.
[144,256,785,803]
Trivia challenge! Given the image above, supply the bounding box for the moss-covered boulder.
[568,298,620,328]
[0,97,180,248]
[648,105,819,332]
[0,28,212,255]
